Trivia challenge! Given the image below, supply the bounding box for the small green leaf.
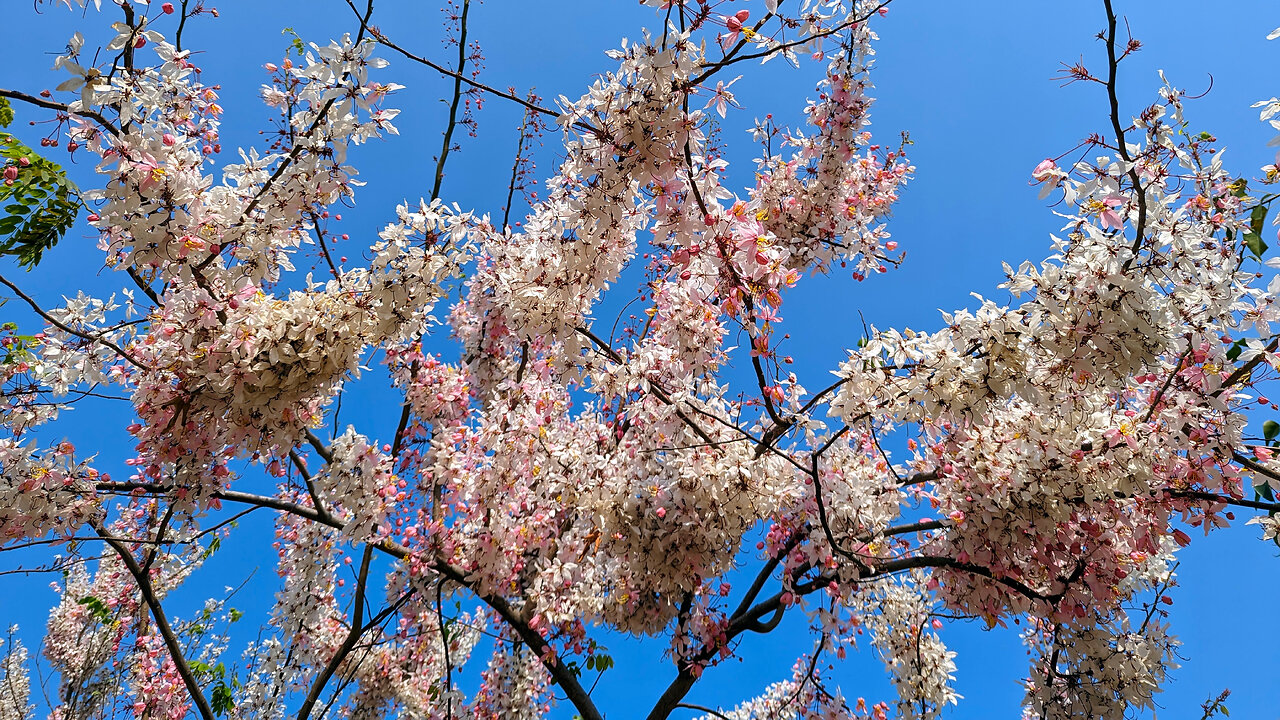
[1255,481,1275,502]
[1226,339,1247,361]
[77,596,112,624]
[1250,204,1268,236]
[211,682,235,716]
[1245,232,1268,259]
[201,536,222,560]
[1264,420,1279,441]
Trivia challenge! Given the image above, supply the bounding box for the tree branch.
[95,522,217,720]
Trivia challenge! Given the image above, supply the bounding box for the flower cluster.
[0,629,32,720]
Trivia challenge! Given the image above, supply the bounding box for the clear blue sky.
[1,1,1278,717]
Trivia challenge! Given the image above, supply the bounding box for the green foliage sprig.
[0,98,81,269]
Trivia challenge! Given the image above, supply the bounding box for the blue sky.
[2,1,1279,717]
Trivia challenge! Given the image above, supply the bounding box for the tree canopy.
[1,1,1279,719]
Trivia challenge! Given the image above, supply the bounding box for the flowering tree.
[1,0,1279,718]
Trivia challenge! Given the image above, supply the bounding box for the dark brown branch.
[688,0,896,88]
[432,564,605,720]
[576,326,723,450]
[674,704,732,720]
[95,523,217,720]
[430,0,470,202]
[295,544,373,720]
[341,0,594,135]
[94,480,606,720]
[304,429,335,464]
[1102,0,1150,268]
[435,580,455,720]
[0,88,121,137]
[0,273,148,369]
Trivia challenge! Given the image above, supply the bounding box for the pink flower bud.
[162,133,176,146]
[2,167,17,181]
[1032,158,1057,181]
[162,2,175,12]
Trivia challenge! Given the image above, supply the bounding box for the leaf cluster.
[0,98,81,269]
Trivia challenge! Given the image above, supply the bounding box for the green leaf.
[1263,420,1279,441]
[1226,338,1247,361]
[201,535,222,560]
[77,596,112,624]
[0,130,80,269]
[0,99,12,129]
[1250,204,1268,236]
[1244,205,1271,259]
[211,682,235,716]
[1244,232,1268,259]
[1255,481,1275,502]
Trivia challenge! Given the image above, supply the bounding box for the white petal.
[55,76,84,92]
